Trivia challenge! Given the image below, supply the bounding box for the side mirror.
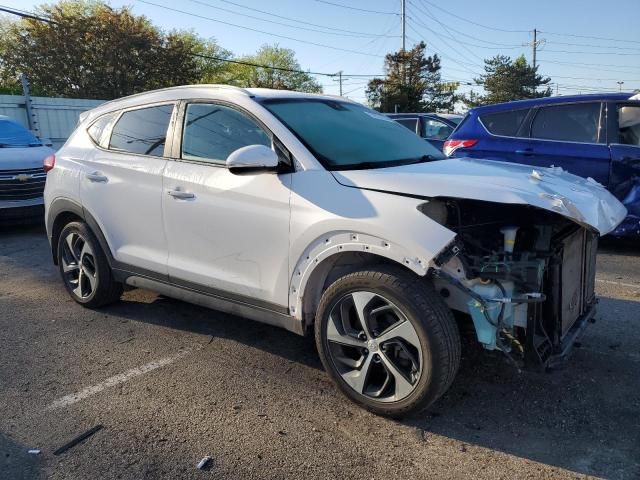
[226,144,279,174]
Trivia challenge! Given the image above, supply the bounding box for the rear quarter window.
[479,108,531,137]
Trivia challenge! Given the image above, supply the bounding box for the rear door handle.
[86,172,108,183]
[167,189,195,200]
[515,149,534,156]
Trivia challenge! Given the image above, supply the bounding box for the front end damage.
[425,199,600,368]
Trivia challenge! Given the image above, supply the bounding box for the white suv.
[44,86,626,416]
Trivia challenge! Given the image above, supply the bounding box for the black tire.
[57,221,122,308]
[315,266,460,417]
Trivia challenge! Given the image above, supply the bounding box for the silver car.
[0,115,55,223]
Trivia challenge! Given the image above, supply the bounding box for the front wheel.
[315,266,460,417]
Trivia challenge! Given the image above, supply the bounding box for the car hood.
[331,158,627,235]
[0,145,54,171]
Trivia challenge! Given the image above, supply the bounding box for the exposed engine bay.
[424,198,598,368]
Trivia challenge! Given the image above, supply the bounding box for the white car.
[44,86,626,416]
[0,115,55,222]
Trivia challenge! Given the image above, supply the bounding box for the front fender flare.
[289,230,431,320]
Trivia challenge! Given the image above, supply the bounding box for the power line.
[135,0,385,57]
[185,0,398,38]
[311,0,399,15]
[213,0,397,37]
[540,48,640,56]
[0,5,58,24]
[419,0,530,33]
[540,30,640,46]
[547,40,640,52]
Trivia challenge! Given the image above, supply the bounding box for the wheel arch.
[291,231,430,328]
[47,198,114,267]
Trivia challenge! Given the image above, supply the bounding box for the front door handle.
[86,172,108,183]
[167,189,195,200]
[515,148,534,156]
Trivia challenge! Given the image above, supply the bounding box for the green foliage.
[219,44,322,93]
[365,42,457,113]
[464,55,552,107]
[0,1,229,99]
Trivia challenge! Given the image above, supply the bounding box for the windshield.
[260,99,444,170]
[0,119,42,147]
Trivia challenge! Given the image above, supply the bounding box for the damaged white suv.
[44,86,626,417]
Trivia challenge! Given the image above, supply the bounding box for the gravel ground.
[1,224,639,480]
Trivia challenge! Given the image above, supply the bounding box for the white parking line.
[46,346,200,410]
[596,278,640,290]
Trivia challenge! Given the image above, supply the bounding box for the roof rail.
[93,84,252,111]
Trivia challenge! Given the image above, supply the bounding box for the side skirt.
[124,275,305,336]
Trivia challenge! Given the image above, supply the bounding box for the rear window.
[109,104,174,156]
[479,108,530,137]
[531,103,601,143]
[0,119,41,147]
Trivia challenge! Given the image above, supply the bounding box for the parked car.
[0,115,55,223]
[388,113,462,149]
[445,93,640,237]
[44,86,625,416]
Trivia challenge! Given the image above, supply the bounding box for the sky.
[1,0,639,108]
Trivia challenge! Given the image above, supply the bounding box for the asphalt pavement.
[1,224,639,479]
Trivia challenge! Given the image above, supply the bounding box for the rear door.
[79,103,176,276]
[526,102,610,185]
[609,102,640,234]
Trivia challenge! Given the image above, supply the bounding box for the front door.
[609,102,640,235]
[162,102,292,308]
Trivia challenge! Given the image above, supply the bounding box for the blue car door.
[524,102,610,185]
[609,102,640,235]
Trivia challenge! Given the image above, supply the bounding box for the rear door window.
[479,108,531,137]
[617,105,640,146]
[531,103,602,143]
[109,104,174,156]
[87,112,117,148]
[423,118,454,140]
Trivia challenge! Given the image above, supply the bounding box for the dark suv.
[446,93,640,237]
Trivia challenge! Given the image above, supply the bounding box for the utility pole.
[401,0,406,51]
[20,73,39,135]
[335,71,343,96]
[532,28,537,69]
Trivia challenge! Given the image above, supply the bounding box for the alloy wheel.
[325,291,423,403]
[61,232,98,299]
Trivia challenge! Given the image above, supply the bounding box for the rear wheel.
[57,221,122,308]
[315,266,460,417]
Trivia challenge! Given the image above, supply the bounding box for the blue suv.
[446,93,640,237]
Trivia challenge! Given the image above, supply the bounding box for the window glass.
[87,112,117,147]
[531,103,601,143]
[480,108,530,137]
[423,119,453,140]
[109,104,173,156]
[261,99,444,170]
[618,105,640,146]
[394,118,419,134]
[182,103,271,163]
[0,119,41,147]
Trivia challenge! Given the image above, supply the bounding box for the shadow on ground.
[0,433,42,480]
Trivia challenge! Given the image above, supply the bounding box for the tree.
[0,1,229,99]
[464,55,551,107]
[365,42,457,113]
[220,44,321,93]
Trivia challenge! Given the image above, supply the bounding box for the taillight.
[43,154,56,172]
[443,139,477,157]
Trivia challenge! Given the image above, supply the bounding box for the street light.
[617,81,625,92]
